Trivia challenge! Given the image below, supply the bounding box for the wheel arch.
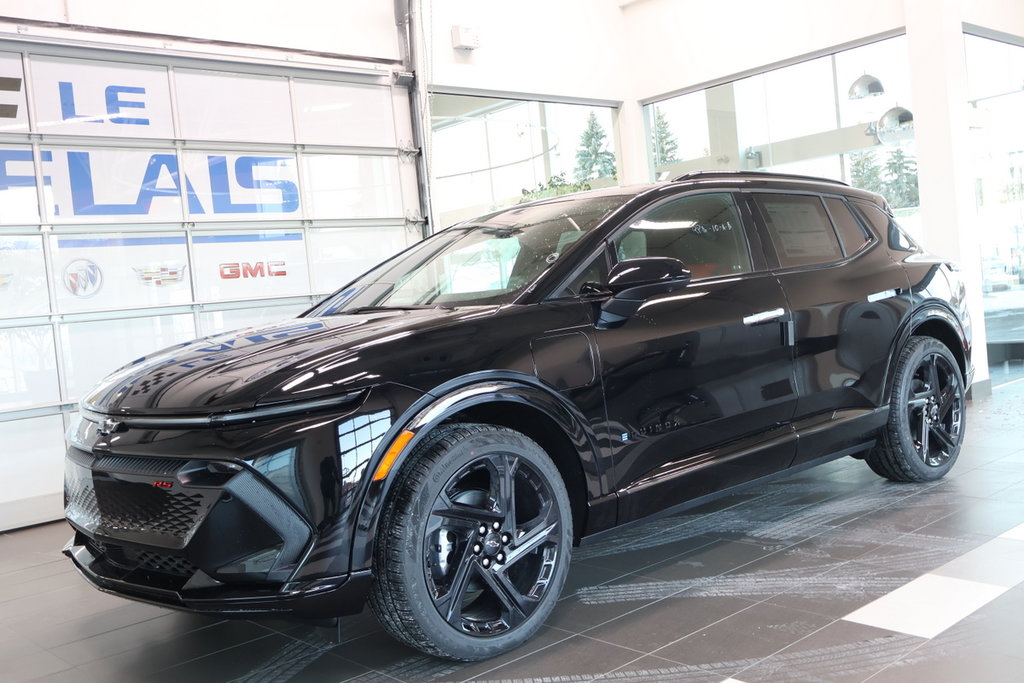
[885,303,970,397]
[349,373,603,571]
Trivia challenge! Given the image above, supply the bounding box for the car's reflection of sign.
[63,259,102,297]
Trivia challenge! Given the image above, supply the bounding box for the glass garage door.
[0,44,422,529]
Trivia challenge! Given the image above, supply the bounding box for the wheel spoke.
[926,355,940,394]
[918,410,930,461]
[432,544,478,626]
[937,383,958,422]
[431,488,502,525]
[486,454,519,532]
[503,517,558,569]
[930,425,957,453]
[478,565,532,627]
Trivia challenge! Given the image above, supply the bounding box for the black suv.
[64,171,972,660]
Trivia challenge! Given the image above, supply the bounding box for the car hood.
[83,308,494,415]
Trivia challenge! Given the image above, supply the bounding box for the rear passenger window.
[824,198,872,256]
[754,194,844,267]
[611,192,752,279]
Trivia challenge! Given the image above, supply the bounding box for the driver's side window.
[612,192,752,280]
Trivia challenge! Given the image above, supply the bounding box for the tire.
[368,423,573,661]
[866,336,966,482]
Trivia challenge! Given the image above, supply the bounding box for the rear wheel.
[866,336,965,482]
[368,423,572,660]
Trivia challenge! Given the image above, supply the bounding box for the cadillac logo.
[133,264,187,287]
[63,259,103,298]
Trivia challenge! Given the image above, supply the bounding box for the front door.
[582,191,798,523]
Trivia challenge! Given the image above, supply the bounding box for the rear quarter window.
[824,197,873,256]
[753,194,844,268]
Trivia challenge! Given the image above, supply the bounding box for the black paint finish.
[63,171,972,621]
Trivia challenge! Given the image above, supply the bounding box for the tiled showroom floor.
[5,378,1024,683]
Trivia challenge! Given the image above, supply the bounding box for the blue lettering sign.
[105,85,149,125]
[60,150,301,218]
[209,155,300,214]
[59,81,151,125]
[136,154,204,214]
[0,149,52,190]
[58,82,101,123]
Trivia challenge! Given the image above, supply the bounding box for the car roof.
[515,170,885,212]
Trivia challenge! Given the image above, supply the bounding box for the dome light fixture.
[849,74,885,100]
[876,106,914,145]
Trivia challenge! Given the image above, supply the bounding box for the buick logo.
[133,264,187,287]
[96,417,124,436]
[63,259,103,297]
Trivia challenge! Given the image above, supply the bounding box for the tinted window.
[310,194,629,313]
[611,192,751,279]
[824,198,872,256]
[754,194,843,267]
[850,200,917,252]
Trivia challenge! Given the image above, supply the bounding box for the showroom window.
[645,36,921,238]
[430,93,618,230]
[965,34,1024,382]
[0,42,421,529]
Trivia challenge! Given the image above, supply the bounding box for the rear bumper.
[64,534,371,619]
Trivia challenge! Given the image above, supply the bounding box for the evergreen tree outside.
[849,151,886,196]
[849,148,919,208]
[652,108,679,167]
[883,148,919,208]
[574,112,617,181]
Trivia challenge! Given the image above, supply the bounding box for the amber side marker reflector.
[372,429,415,482]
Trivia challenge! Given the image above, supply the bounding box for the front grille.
[90,539,198,578]
[65,454,214,548]
[93,480,204,540]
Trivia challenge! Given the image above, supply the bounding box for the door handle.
[743,308,785,325]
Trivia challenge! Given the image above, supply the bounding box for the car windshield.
[309,194,628,314]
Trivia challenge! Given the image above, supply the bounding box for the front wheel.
[866,336,966,482]
[368,423,573,661]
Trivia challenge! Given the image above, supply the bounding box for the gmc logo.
[219,261,287,279]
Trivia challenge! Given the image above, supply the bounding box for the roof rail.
[671,170,849,187]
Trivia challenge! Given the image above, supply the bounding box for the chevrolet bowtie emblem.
[97,417,125,436]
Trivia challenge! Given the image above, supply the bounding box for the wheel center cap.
[482,532,502,556]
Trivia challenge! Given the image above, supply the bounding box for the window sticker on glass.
[755,195,843,266]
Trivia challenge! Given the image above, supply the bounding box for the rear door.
[747,191,912,465]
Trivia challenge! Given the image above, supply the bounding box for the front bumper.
[64,535,371,618]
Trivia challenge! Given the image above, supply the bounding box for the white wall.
[423,0,627,103]
[619,0,906,102]
[0,0,401,61]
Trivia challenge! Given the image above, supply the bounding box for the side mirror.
[607,257,690,292]
[597,257,691,329]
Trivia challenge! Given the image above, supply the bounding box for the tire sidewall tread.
[368,423,572,661]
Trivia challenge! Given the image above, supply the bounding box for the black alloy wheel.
[369,423,572,660]
[867,336,966,482]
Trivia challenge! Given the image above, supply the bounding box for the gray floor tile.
[650,601,834,675]
[732,620,924,682]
